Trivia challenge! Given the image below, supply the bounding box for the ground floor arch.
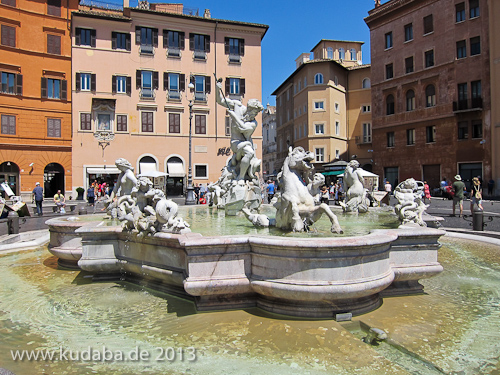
[44,163,65,198]
[0,161,20,197]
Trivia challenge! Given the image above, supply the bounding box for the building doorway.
[384,166,399,190]
[44,163,64,198]
[166,156,185,196]
[422,164,440,191]
[458,162,483,191]
[0,161,19,198]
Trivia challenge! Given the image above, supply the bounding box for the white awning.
[139,162,157,175]
[167,163,185,177]
[87,167,120,175]
[138,170,168,178]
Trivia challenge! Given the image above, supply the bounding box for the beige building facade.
[71,5,267,196]
[273,40,372,178]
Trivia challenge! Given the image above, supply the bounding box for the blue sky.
[104,0,377,105]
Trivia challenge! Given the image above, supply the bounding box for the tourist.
[194,184,200,204]
[451,175,466,217]
[470,177,484,214]
[87,183,95,206]
[200,184,207,201]
[320,185,330,204]
[266,180,275,203]
[384,180,392,195]
[329,182,335,200]
[423,181,431,204]
[53,189,66,213]
[32,182,44,216]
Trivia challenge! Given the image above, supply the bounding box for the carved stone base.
[225,181,261,216]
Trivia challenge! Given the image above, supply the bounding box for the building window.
[164,30,185,57]
[458,82,468,103]
[141,111,153,132]
[136,26,158,54]
[425,50,434,68]
[362,78,371,88]
[456,3,466,22]
[315,123,324,135]
[304,77,307,87]
[404,23,413,42]
[385,63,393,79]
[456,40,466,59]
[112,32,131,51]
[335,149,340,159]
[192,75,210,102]
[1,71,22,95]
[458,121,468,139]
[165,73,182,100]
[472,120,482,138]
[405,56,414,73]
[314,73,323,85]
[335,121,340,135]
[387,131,395,147]
[227,77,245,95]
[385,32,393,49]
[315,148,324,162]
[426,85,436,107]
[471,80,482,107]
[194,165,208,179]
[225,37,244,63]
[335,103,339,113]
[116,114,127,132]
[327,47,333,59]
[189,33,210,60]
[386,94,395,115]
[350,48,357,60]
[407,129,415,145]
[469,0,479,18]
[47,0,61,16]
[113,75,129,94]
[137,70,158,99]
[80,113,91,130]
[41,78,67,100]
[225,115,231,136]
[362,105,371,113]
[1,0,16,6]
[339,48,345,60]
[426,125,436,143]
[406,90,415,111]
[470,36,480,56]
[76,73,95,92]
[195,114,206,134]
[314,101,324,110]
[169,113,180,133]
[1,25,16,47]
[423,14,433,34]
[363,123,372,143]
[75,28,96,47]
[47,34,61,55]
[47,118,61,138]
[1,114,15,135]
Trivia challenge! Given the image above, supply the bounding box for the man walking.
[32,182,44,216]
[452,175,466,218]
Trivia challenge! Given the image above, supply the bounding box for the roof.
[310,39,365,52]
[347,64,371,70]
[73,9,132,21]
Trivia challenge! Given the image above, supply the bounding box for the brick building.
[365,0,491,191]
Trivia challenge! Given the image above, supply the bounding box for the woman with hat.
[470,177,484,214]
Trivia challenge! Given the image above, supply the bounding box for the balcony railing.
[140,44,154,55]
[168,90,180,100]
[193,50,207,60]
[355,135,372,144]
[140,88,155,100]
[228,54,241,64]
[453,97,483,112]
[194,92,206,102]
[167,47,181,58]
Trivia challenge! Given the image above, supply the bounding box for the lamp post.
[185,82,196,205]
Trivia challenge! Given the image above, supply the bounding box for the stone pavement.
[1,195,500,237]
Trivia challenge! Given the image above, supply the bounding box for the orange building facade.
[0,0,78,201]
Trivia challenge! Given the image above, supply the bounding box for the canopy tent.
[167,163,185,177]
[322,170,344,176]
[137,170,168,178]
[86,167,120,175]
[139,162,157,175]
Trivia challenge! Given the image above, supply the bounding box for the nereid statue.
[394,178,428,227]
[340,160,370,213]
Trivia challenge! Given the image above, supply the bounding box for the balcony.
[453,97,483,112]
[140,88,155,100]
[228,54,241,64]
[194,92,206,102]
[355,135,372,144]
[140,44,154,55]
[167,47,181,58]
[193,50,207,60]
[168,90,180,101]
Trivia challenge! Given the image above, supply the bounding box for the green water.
[0,236,499,374]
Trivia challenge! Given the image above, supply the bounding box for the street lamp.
[185,82,197,205]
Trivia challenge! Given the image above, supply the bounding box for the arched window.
[327,47,333,59]
[386,94,395,115]
[350,48,357,60]
[425,84,436,107]
[406,90,415,111]
[334,76,339,86]
[314,73,323,85]
[0,161,20,197]
[139,155,157,175]
[338,48,345,60]
[362,78,371,88]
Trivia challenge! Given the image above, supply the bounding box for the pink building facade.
[71,6,267,196]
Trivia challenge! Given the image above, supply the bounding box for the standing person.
[488,178,495,196]
[53,189,66,213]
[320,185,330,204]
[384,180,392,195]
[329,182,335,200]
[452,175,466,217]
[266,180,275,203]
[423,181,431,204]
[87,183,95,206]
[194,184,200,204]
[470,177,484,214]
[32,182,44,216]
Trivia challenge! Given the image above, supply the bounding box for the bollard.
[7,211,20,234]
[472,210,484,231]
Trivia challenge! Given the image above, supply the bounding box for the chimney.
[295,53,311,69]
[203,9,211,18]
[123,0,129,8]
